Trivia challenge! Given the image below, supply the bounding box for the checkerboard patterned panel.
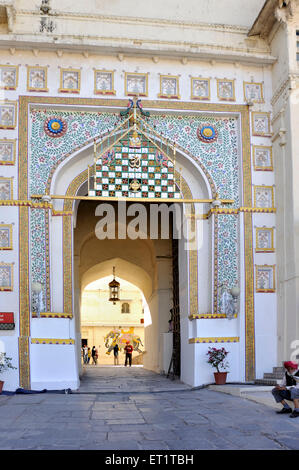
[89,136,181,199]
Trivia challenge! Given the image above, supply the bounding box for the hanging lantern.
[109,267,120,305]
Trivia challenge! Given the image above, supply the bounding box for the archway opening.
[80,275,150,367]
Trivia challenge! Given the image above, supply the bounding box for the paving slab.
[1,367,299,450]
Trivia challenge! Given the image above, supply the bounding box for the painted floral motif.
[0,226,11,249]
[216,214,239,309]
[95,72,113,93]
[29,109,120,194]
[0,141,14,164]
[126,74,147,95]
[197,124,218,143]
[0,104,15,128]
[148,114,239,205]
[0,178,12,199]
[0,264,13,290]
[29,109,241,307]
[0,66,17,89]
[30,209,48,308]
[192,79,210,100]
[28,68,47,90]
[244,82,263,103]
[44,116,67,138]
[256,266,275,292]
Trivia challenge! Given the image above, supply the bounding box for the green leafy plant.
[0,352,17,375]
[206,347,229,373]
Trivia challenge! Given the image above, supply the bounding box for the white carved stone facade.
[0,0,298,391]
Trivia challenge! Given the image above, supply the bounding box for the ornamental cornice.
[0,34,275,65]
[15,9,250,34]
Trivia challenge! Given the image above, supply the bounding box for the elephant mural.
[104,327,144,355]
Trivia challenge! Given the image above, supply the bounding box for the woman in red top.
[124,341,133,367]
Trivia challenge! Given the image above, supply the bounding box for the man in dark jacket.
[272,361,299,417]
[113,343,119,365]
[124,341,133,367]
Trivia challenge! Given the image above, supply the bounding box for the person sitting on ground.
[272,361,299,417]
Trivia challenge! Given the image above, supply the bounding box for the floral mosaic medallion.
[253,146,273,171]
[95,71,115,94]
[159,76,180,98]
[0,177,13,199]
[28,67,48,91]
[0,225,12,249]
[217,79,235,101]
[0,66,18,89]
[254,186,274,208]
[256,228,274,252]
[44,116,67,138]
[0,263,13,290]
[252,112,271,136]
[0,103,16,128]
[59,69,80,93]
[197,124,218,143]
[0,140,15,164]
[256,265,275,293]
[191,78,210,100]
[125,73,147,96]
[244,82,264,103]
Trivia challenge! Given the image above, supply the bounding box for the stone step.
[254,378,278,386]
[264,373,284,379]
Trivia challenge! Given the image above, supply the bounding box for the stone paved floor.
[0,366,298,450]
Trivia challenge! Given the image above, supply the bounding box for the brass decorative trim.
[189,336,240,344]
[31,338,75,345]
[32,312,73,318]
[189,313,227,319]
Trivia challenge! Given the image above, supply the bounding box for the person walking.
[92,346,97,365]
[83,344,88,364]
[124,341,133,367]
[87,347,91,364]
[113,343,119,365]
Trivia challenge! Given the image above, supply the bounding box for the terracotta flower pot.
[0,380,4,394]
[214,372,227,385]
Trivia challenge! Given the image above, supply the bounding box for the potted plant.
[206,347,229,385]
[0,352,16,394]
